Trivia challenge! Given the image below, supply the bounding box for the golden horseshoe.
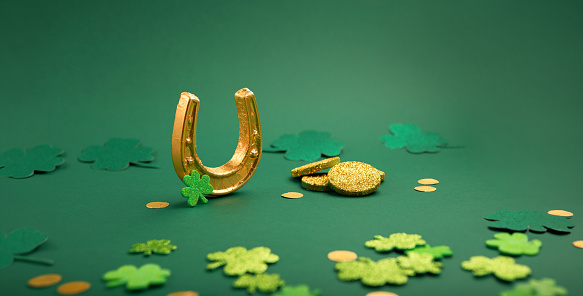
[171,88,262,195]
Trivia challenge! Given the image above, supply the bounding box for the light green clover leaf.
[335,257,414,286]
[79,138,157,170]
[103,263,171,290]
[501,278,567,296]
[405,244,453,259]
[365,233,426,252]
[273,285,321,296]
[129,239,177,256]
[0,145,64,178]
[461,256,531,281]
[484,210,574,233]
[486,233,542,256]
[380,123,447,153]
[207,246,279,276]
[266,130,343,161]
[233,273,284,294]
[397,252,443,274]
[181,170,213,206]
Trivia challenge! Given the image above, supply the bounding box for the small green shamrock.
[233,273,285,294]
[0,227,53,269]
[273,285,321,296]
[484,210,574,233]
[500,278,567,296]
[129,239,177,256]
[380,123,447,153]
[461,256,531,281]
[397,252,443,274]
[181,170,213,206]
[335,257,414,286]
[207,246,279,276]
[103,263,171,290]
[405,244,453,259]
[78,138,157,170]
[266,130,343,161]
[365,233,426,252]
[0,145,64,178]
[486,233,542,256]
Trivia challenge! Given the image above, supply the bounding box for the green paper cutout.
[461,256,531,281]
[380,123,447,153]
[207,246,280,276]
[365,233,426,252]
[0,145,64,178]
[129,239,177,256]
[103,263,171,290]
[233,273,285,294]
[267,130,343,161]
[486,233,542,256]
[484,210,574,233]
[405,244,453,259]
[335,257,414,286]
[78,138,157,170]
[181,170,213,206]
[0,227,53,268]
[501,278,568,296]
[397,252,443,274]
[272,285,321,296]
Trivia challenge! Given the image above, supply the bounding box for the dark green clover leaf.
[335,257,414,286]
[501,278,567,296]
[0,145,64,178]
[380,123,447,153]
[207,246,279,276]
[103,263,170,290]
[0,227,53,268]
[234,273,285,294]
[78,138,157,170]
[129,239,177,256]
[405,244,453,259]
[486,233,542,256]
[461,256,531,281]
[484,210,574,233]
[273,285,321,296]
[265,130,343,161]
[181,170,213,206]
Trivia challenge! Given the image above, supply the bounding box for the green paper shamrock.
[397,252,443,274]
[0,145,64,178]
[484,210,574,233]
[335,257,414,286]
[0,227,53,268]
[266,130,343,161]
[181,170,213,206]
[78,138,157,170]
[486,233,542,256]
[234,273,285,294]
[405,244,453,259]
[207,246,280,276]
[501,278,567,296]
[273,285,321,296]
[365,233,426,252]
[129,239,177,256]
[461,256,531,281]
[103,263,171,290]
[380,123,447,153]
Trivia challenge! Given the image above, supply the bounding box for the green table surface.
[1,1,582,295]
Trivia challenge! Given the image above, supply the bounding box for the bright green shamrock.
[484,210,574,233]
[501,278,567,296]
[273,285,321,296]
[0,145,64,178]
[266,130,343,161]
[486,233,542,256]
[233,273,285,294]
[461,256,531,281]
[79,138,157,170]
[207,246,279,276]
[103,263,171,290]
[405,244,453,259]
[397,252,443,274]
[380,123,447,153]
[335,257,414,286]
[181,170,213,206]
[0,227,53,268]
[365,233,426,252]
[129,239,177,256]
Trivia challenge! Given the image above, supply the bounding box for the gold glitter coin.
[282,192,303,199]
[376,169,385,182]
[146,202,169,209]
[328,161,381,196]
[418,178,438,185]
[301,173,331,192]
[366,292,399,296]
[291,157,340,178]
[414,186,436,192]
[573,240,583,249]
[548,210,573,217]
[28,274,62,288]
[167,291,200,296]
[57,281,91,295]
[327,250,357,262]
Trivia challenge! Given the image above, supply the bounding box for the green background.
[1,0,582,295]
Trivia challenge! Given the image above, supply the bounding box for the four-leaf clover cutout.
[0,227,53,268]
[335,257,414,286]
[486,233,542,256]
[0,145,64,178]
[484,210,574,233]
[103,263,171,290]
[365,233,426,252]
[461,255,531,281]
[79,138,157,170]
[181,170,213,206]
[265,130,343,161]
[273,285,321,296]
[380,123,447,153]
[233,273,285,294]
[405,244,453,259]
[207,246,280,276]
[129,239,177,256]
[501,278,568,296]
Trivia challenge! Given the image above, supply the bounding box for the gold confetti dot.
[28,274,62,288]
[414,186,436,192]
[327,250,357,262]
[366,292,399,296]
[418,178,439,185]
[167,291,200,296]
[291,157,340,178]
[301,174,331,192]
[573,240,583,249]
[57,281,91,295]
[282,192,303,199]
[146,202,169,209]
[547,210,573,217]
[328,161,381,196]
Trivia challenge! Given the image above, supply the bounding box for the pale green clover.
[486,233,542,256]
[234,273,284,294]
[501,278,567,296]
[79,138,157,170]
[0,145,64,178]
[103,263,171,290]
[365,233,426,252]
[129,239,177,256]
[207,246,279,276]
[273,285,321,296]
[380,123,447,153]
[405,244,453,259]
[484,210,574,233]
[335,257,414,286]
[397,252,443,274]
[267,130,343,161]
[461,256,531,281]
[181,170,213,206]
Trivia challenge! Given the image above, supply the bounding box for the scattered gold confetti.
[366,291,399,296]
[414,186,436,192]
[547,210,573,217]
[57,281,91,295]
[573,240,583,249]
[146,202,169,209]
[167,291,200,296]
[291,157,340,178]
[282,192,303,199]
[301,173,331,192]
[28,274,62,288]
[327,250,357,262]
[418,178,438,185]
[328,161,381,196]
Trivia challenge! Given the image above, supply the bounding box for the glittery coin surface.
[327,250,357,262]
[57,281,91,295]
[375,169,385,182]
[548,210,573,217]
[167,291,199,296]
[282,192,303,199]
[573,240,583,249]
[414,186,436,192]
[291,157,340,178]
[328,161,381,196]
[301,173,331,192]
[146,202,169,209]
[366,292,399,296]
[28,274,62,288]
[418,178,439,185]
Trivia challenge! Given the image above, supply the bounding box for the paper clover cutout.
[78,138,157,170]
[335,257,414,286]
[484,210,574,233]
[397,252,443,274]
[265,130,343,161]
[0,227,53,269]
[273,285,321,296]
[486,233,541,256]
[181,170,213,206]
[207,246,280,276]
[501,278,567,296]
[380,123,447,153]
[405,244,453,259]
[461,256,531,281]
[234,273,285,294]
[0,145,64,178]
[365,233,426,252]
[129,239,177,256]
[103,263,170,290]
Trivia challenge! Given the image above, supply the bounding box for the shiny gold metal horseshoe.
[171,88,262,195]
